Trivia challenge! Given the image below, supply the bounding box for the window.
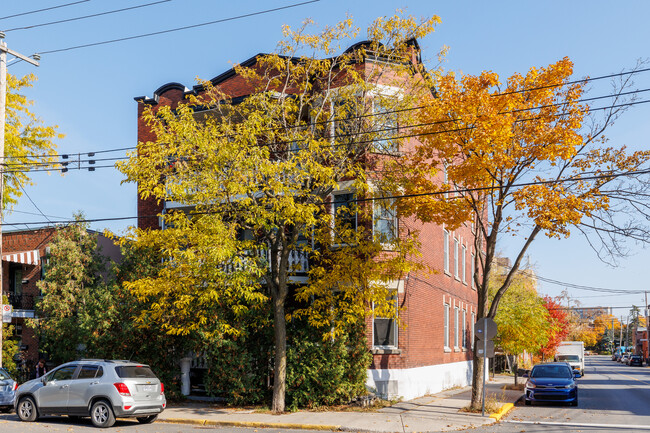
[462,245,467,284]
[332,192,357,232]
[462,309,467,349]
[471,253,476,289]
[9,264,22,296]
[444,303,450,349]
[443,163,449,198]
[330,98,360,146]
[50,365,77,381]
[116,366,157,378]
[454,238,459,279]
[374,197,398,243]
[471,312,476,349]
[372,97,399,153]
[454,306,459,349]
[373,290,398,348]
[78,365,101,379]
[443,230,450,274]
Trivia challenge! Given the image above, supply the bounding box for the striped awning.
[2,249,40,265]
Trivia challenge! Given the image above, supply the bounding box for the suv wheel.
[90,400,115,428]
[17,397,38,422]
[137,415,158,424]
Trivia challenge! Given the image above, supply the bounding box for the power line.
[18,183,52,224]
[2,64,649,162]
[3,165,650,226]
[37,0,320,55]
[0,0,91,21]
[3,0,172,32]
[4,90,650,172]
[9,209,67,220]
[505,264,647,295]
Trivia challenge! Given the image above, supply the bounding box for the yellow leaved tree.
[118,14,440,412]
[386,58,650,408]
[5,73,62,207]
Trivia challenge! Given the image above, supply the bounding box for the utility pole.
[646,292,649,362]
[619,316,623,350]
[0,33,39,368]
[611,317,615,354]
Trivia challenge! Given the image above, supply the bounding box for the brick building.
[1,227,121,368]
[134,40,481,400]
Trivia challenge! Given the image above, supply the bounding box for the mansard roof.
[134,38,423,105]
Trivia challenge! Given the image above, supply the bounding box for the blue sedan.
[524,362,580,406]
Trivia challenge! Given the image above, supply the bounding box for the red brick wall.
[136,49,482,372]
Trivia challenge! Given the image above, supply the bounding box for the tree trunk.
[513,356,519,386]
[271,295,287,413]
[470,351,484,409]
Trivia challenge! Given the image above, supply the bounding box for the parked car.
[628,355,643,366]
[524,362,580,406]
[0,368,18,412]
[620,353,630,364]
[14,359,165,428]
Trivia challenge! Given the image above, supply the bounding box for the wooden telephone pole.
[0,32,39,368]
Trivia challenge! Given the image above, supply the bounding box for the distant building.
[1,227,121,369]
[573,307,612,320]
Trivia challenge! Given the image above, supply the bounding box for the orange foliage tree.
[384,57,650,408]
[539,296,570,359]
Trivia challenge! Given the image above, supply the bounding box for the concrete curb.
[489,403,513,421]
[160,417,342,431]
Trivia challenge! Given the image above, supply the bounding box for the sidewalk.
[158,375,523,432]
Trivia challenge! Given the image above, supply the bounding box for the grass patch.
[460,392,505,414]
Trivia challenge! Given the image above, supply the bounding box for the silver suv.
[14,359,166,428]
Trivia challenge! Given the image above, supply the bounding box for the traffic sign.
[475,317,497,340]
[476,340,495,358]
[2,304,12,323]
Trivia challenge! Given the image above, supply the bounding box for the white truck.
[554,341,585,375]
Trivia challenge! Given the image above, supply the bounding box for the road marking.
[610,371,650,386]
[507,420,650,430]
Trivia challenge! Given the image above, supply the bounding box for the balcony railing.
[6,293,35,311]
[222,247,309,276]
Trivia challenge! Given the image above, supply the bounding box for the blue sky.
[2,0,650,314]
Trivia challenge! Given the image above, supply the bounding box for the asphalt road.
[473,354,650,433]
[1,355,649,433]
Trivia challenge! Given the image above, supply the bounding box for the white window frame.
[371,96,399,154]
[454,306,459,349]
[454,237,459,280]
[443,163,449,199]
[443,229,450,275]
[462,309,467,349]
[331,191,357,233]
[462,245,467,284]
[444,303,450,350]
[372,290,398,349]
[471,253,476,289]
[471,312,476,349]
[373,196,398,245]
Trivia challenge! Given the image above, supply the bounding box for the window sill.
[444,347,452,353]
[371,348,401,355]
[454,347,460,352]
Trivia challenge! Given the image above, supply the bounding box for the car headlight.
[564,384,576,389]
[526,382,536,389]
